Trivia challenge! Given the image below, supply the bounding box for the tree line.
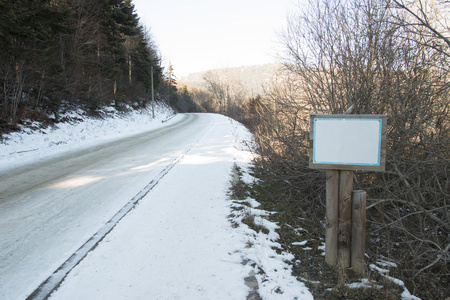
[0,0,188,127]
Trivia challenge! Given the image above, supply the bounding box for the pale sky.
[132,0,298,77]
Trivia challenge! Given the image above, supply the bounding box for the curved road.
[0,114,212,300]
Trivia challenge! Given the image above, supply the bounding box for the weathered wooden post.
[325,170,339,266]
[310,114,386,273]
[338,170,353,268]
[351,190,367,273]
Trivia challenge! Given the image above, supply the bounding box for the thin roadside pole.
[151,66,155,119]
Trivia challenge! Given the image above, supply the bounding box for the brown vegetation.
[236,0,449,297]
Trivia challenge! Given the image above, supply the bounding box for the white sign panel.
[310,115,386,171]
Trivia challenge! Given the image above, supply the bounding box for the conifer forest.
[0,0,171,126]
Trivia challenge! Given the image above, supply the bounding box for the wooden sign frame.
[309,114,387,171]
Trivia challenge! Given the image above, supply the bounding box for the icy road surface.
[0,113,313,300]
[0,114,212,298]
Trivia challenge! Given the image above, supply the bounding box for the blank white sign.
[313,118,382,166]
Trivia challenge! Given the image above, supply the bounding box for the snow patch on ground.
[228,165,313,298]
[370,264,421,300]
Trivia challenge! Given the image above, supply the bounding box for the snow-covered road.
[1,112,313,300]
[0,114,214,299]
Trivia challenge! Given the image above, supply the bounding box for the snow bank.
[0,103,174,172]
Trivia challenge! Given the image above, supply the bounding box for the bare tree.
[391,0,450,55]
[247,0,450,296]
[202,68,246,117]
[203,71,227,114]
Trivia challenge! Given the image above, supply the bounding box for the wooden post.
[325,170,339,266]
[351,190,367,273]
[309,114,386,272]
[338,170,353,268]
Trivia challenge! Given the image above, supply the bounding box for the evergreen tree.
[0,0,71,121]
[130,31,160,93]
[0,0,168,123]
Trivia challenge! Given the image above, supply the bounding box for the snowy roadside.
[0,103,174,172]
[1,107,313,299]
[46,115,313,300]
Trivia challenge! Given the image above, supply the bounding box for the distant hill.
[179,64,281,97]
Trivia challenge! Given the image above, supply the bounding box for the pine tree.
[0,0,71,121]
[0,0,165,121]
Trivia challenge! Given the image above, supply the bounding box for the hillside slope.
[180,64,281,96]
